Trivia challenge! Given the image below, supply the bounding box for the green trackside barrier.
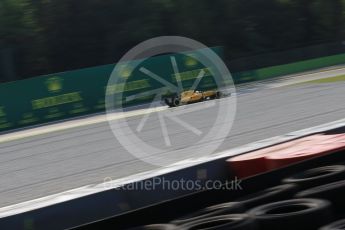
[233,52,345,83]
[1,47,345,133]
[0,48,222,132]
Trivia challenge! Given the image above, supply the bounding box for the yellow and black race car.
[163,89,223,107]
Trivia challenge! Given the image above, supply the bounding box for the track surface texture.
[0,75,344,207]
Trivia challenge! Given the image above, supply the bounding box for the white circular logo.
[105,36,237,167]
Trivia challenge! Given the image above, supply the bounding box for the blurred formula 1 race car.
[163,89,225,107]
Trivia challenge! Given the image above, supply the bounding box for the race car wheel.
[164,98,173,107]
[170,202,245,225]
[320,219,345,230]
[235,184,298,209]
[172,97,180,107]
[282,165,345,189]
[248,198,333,230]
[179,214,258,230]
[128,224,177,230]
[295,180,345,214]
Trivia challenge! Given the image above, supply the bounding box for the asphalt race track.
[0,78,344,208]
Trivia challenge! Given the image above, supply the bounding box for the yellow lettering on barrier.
[184,55,198,67]
[171,68,212,82]
[19,113,39,125]
[94,99,105,109]
[0,107,12,129]
[106,79,150,95]
[69,103,88,114]
[31,92,83,110]
[44,107,65,119]
[45,113,64,119]
[0,107,5,117]
[0,122,12,129]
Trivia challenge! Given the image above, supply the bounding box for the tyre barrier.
[248,198,333,230]
[128,224,177,230]
[139,166,344,229]
[320,219,345,230]
[178,214,258,230]
[171,202,245,225]
[282,165,345,189]
[295,180,345,214]
[234,184,298,209]
[170,184,297,226]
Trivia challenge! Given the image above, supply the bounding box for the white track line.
[236,65,345,90]
[269,66,345,88]
[0,106,167,144]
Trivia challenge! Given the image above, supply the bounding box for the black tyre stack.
[128,164,345,230]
